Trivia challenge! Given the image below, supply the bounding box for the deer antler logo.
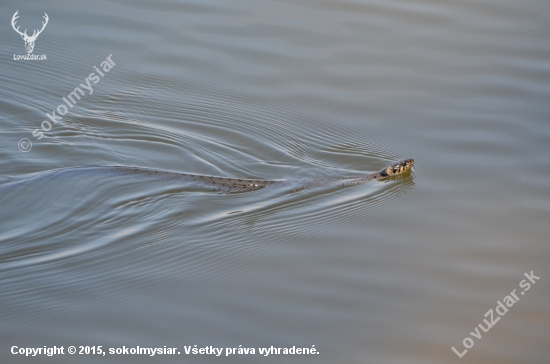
[11,11,49,54]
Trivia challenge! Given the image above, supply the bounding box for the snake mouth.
[386,159,414,176]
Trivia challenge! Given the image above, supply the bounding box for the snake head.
[382,159,414,177]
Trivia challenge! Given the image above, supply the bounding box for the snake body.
[0,159,413,193]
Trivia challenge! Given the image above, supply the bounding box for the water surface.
[1,0,549,363]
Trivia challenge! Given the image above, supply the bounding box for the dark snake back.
[0,165,381,193]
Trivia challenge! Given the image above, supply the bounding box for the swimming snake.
[0,159,414,193]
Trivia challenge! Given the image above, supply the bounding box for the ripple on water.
[0,96,415,277]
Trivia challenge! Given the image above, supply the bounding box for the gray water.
[1,0,549,363]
